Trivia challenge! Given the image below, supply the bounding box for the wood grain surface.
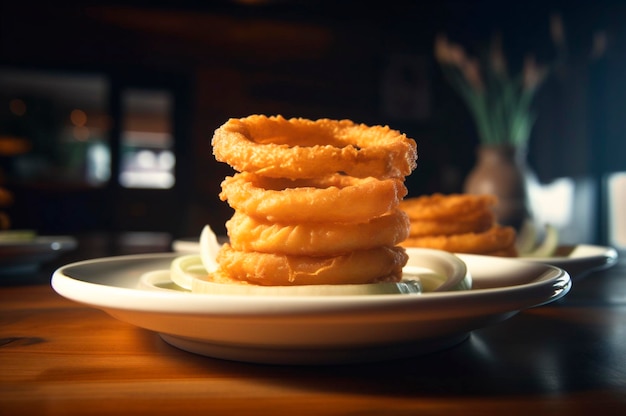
[1,235,625,415]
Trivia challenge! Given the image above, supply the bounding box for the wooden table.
[2,234,626,415]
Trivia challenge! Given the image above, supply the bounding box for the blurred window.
[0,67,110,186]
[0,68,177,190]
[607,172,626,249]
[119,89,175,189]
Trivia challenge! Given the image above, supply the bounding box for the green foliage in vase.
[434,19,563,148]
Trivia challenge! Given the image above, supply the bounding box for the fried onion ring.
[400,193,497,220]
[400,225,516,255]
[212,115,417,179]
[408,209,495,237]
[227,209,410,256]
[216,243,408,286]
[220,172,407,223]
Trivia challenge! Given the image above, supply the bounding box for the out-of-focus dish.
[399,193,518,257]
[0,235,77,275]
[51,249,570,365]
[521,244,618,279]
[172,238,204,254]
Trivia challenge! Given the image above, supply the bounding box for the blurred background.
[0,0,624,249]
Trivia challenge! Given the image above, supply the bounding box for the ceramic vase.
[463,145,532,230]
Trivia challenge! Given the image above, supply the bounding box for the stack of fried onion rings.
[399,193,518,257]
[210,115,418,286]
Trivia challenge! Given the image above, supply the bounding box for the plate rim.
[51,250,571,318]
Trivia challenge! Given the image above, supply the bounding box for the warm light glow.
[9,99,26,116]
[70,109,88,126]
[73,126,90,141]
[0,135,32,155]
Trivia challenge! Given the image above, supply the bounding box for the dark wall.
[1,0,624,236]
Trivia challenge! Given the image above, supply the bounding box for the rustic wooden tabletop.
[1,233,625,415]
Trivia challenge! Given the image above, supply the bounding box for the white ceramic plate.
[521,244,618,279]
[0,235,77,275]
[51,248,570,365]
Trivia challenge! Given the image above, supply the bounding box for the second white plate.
[522,244,618,278]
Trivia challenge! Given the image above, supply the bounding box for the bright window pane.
[119,89,175,189]
[607,172,626,249]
